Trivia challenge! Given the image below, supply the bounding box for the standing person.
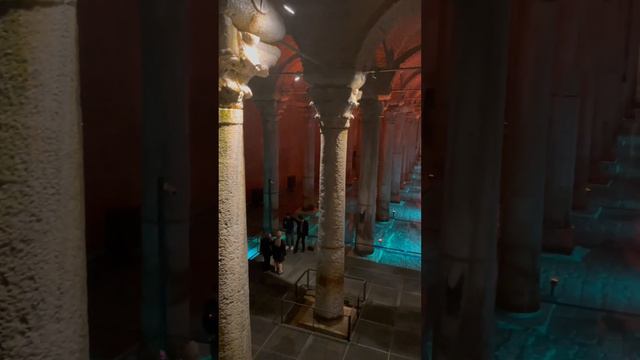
[282,214,295,250]
[294,215,309,253]
[272,230,287,274]
[259,231,273,271]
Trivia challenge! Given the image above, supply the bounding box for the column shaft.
[391,115,405,202]
[376,114,395,221]
[498,0,557,312]
[434,0,510,357]
[219,108,252,359]
[543,0,584,253]
[315,117,349,319]
[256,100,280,232]
[0,3,89,358]
[355,99,382,255]
[303,110,318,211]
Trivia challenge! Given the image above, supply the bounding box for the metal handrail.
[279,295,358,341]
[294,268,368,304]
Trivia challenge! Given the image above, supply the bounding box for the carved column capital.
[218,12,282,109]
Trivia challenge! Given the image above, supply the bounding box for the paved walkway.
[494,116,640,359]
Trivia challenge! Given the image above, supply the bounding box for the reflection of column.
[255,99,281,231]
[355,99,383,255]
[433,0,510,357]
[303,103,319,211]
[1,4,89,358]
[498,0,557,313]
[311,78,363,320]
[376,108,396,221]
[391,111,406,203]
[218,3,284,358]
[543,0,584,254]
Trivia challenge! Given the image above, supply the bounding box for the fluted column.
[255,99,283,232]
[311,75,364,320]
[303,102,319,211]
[218,2,284,358]
[355,98,383,255]
[543,0,585,254]
[376,106,397,221]
[0,3,89,359]
[433,0,510,357]
[498,0,557,312]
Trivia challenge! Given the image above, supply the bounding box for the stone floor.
[493,117,640,359]
[246,254,422,360]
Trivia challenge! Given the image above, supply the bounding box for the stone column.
[218,2,283,358]
[433,0,510,357]
[254,99,281,232]
[498,0,557,312]
[391,112,406,203]
[591,1,626,164]
[303,102,319,211]
[355,98,383,255]
[543,0,584,254]
[376,106,396,221]
[0,3,89,359]
[311,75,364,320]
[574,0,600,209]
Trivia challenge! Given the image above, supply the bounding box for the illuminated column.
[543,0,584,254]
[0,3,89,358]
[376,106,397,221]
[218,2,284,358]
[434,0,510,357]
[355,98,383,255]
[391,111,406,203]
[254,98,283,232]
[303,103,319,211]
[312,75,364,320]
[498,0,557,312]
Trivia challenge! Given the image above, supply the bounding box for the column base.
[542,227,574,255]
[354,243,374,256]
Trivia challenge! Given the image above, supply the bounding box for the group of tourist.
[259,214,310,275]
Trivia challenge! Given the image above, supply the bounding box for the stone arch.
[354,0,421,70]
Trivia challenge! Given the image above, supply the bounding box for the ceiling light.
[283,4,295,14]
[294,75,301,82]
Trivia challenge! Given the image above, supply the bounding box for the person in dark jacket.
[294,215,309,253]
[272,230,287,274]
[282,214,295,250]
[259,231,273,271]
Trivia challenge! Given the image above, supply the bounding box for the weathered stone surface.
[218,108,252,359]
[0,3,89,359]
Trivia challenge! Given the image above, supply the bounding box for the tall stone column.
[303,102,319,211]
[218,2,284,358]
[574,0,600,209]
[498,0,557,312]
[543,0,584,254]
[311,74,364,320]
[391,112,406,203]
[254,99,282,232]
[433,0,510,357]
[376,106,396,221]
[355,98,383,255]
[0,3,89,359]
[140,0,191,354]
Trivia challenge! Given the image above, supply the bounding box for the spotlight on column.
[283,4,295,14]
[377,238,383,243]
[428,173,435,178]
[294,75,301,82]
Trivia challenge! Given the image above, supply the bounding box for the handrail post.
[306,269,310,290]
[347,315,352,341]
[280,299,283,324]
